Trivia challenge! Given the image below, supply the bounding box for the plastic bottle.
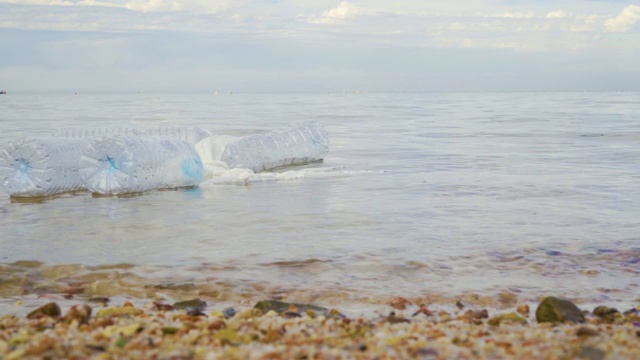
[79,135,204,195]
[220,121,330,172]
[143,127,211,146]
[224,121,330,172]
[0,137,89,197]
[55,126,211,145]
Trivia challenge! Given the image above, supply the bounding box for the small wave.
[199,166,374,186]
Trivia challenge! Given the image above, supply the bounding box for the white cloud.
[605,5,640,32]
[496,12,535,19]
[0,0,228,13]
[546,10,567,19]
[308,1,357,24]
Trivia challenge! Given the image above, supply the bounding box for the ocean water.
[0,92,639,314]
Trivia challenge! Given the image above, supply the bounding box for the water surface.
[1,92,638,313]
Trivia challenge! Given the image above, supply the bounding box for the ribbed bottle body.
[221,122,329,172]
[0,137,88,197]
[55,126,210,145]
[79,135,204,195]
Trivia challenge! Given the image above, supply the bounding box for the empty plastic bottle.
[220,122,330,172]
[55,126,211,145]
[79,135,204,195]
[144,127,211,145]
[0,137,89,197]
[55,127,144,138]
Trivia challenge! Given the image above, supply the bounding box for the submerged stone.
[254,300,330,317]
[26,302,61,319]
[536,296,584,324]
[488,312,528,326]
[95,307,144,317]
[173,299,207,310]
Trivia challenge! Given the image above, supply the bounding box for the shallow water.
[1,92,639,313]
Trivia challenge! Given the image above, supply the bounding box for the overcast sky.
[0,1,639,92]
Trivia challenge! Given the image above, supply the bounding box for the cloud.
[308,1,357,24]
[546,10,567,19]
[0,0,228,13]
[605,5,640,32]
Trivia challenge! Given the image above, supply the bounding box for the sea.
[1,92,638,316]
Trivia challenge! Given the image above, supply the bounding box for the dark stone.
[593,306,619,323]
[413,348,438,359]
[577,346,606,360]
[576,326,599,337]
[173,298,207,311]
[27,302,61,319]
[186,308,206,317]
[623,308,639,316]
[222,307,236,319]
[536,296,585,323]
[254,300,331,317]
[546,250,563,256]
[88,297,110,304]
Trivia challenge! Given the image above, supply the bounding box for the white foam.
[199,166,374,187]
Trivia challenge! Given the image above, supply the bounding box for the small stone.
[26,303,61,319]
[161,327,179,335]
[577,346,606,360]
[282,305,302,318]
[536,296,585,323]
[592,306,619,323]
[62,287,84,295]
[384,313,410,324]
[187,308,206,317]
[88,297,110,304]
[576,326,599,337]
[173,298,207,310]
[464,309,489,319]
[389,296,412,310]
[488,312,528,326]
[413,348,438,358]
[253,300,330,317]
[498,291,518,305]
[64,304,92,324]
[516,304,530,317]
[207,319,225,330]
[412,305,434,317]
[222,307,236,319]
[153,302,175,311]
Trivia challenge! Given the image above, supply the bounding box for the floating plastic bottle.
[79,135,204,195]
[0,137,89,197]
[220,122,330,172]
[144,127,211,146]
[55,126,211,145]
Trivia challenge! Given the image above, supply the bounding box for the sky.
[0,0,639,92]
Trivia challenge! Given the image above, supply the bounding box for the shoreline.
[1,295,639,359]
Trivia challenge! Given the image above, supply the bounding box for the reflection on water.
[1,92,639,313]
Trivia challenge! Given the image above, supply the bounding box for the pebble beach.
[1,288,639,359]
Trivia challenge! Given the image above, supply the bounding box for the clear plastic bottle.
[221,121,330,172]
[0,137,89,197]
[55,126,210,145]
[79,135,204,195]
[144,127,211,146]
